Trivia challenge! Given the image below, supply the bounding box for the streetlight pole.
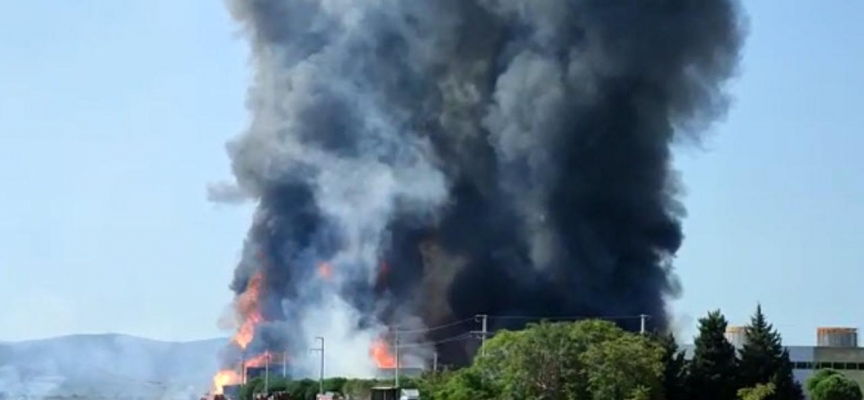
[311,337,325,395]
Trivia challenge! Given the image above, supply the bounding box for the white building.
[681,326,863,399]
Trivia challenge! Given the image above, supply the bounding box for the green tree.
[467,320,664,400]
[807,370,863,400]
[421,367,496,400]
[239,377,264,400]
[341,378,377,399]
[738,305,803,400]
[473,321,609,399]
[474,325,571,399]
[282,379,318,400]
[657,333,688,400]
[397,376,422,389]
[265,377,293,393]
[688,310,739,400]
[808,370,839,393]
[582,333,665,400]
[321,377,347,393]
[240,376,304,400]
[738,383,776,400]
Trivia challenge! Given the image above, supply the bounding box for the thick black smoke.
[212,0,746,371]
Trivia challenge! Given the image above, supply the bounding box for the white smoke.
[292,295,382,378]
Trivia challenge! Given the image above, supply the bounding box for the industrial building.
[788,327,863,390]
[245,366,289,381]
[683,326,864,397]
[374,367,425,381]
[724,325,749,348]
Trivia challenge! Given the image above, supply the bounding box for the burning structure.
[208,0,746,390]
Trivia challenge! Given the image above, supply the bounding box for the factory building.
[682,326,863,398]
[790,328,863,392]
[374,367,425,380]
[245,366,288,381]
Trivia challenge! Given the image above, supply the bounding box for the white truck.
[399,389,419,400]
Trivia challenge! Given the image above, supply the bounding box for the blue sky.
[0,1,861,346]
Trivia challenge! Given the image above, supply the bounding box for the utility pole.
[473,314,488,357]
[432,351,438,374]
[241,349,248,385]
[311,337,325,395]
[393,328,400,388]
[264,351,270,394]
[282,350,288,378]
[639,314,649,335]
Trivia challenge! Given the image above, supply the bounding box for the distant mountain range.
[0,334,227,400]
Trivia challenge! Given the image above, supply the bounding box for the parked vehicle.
[369,387,399,400]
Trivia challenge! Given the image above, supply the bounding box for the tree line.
[238,305,862,400]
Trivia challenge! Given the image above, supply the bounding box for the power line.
[388,314,647,337]
[390,314,650,349]
[395,333,476,350]
[391,317,477,335]
[487,314,648,322]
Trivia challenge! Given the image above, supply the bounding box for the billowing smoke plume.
[212,0,745,374]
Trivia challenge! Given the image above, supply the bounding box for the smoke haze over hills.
[0,334,223,400]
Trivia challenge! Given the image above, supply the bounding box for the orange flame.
[212,370,241,395]
[211,272,266,395]
[234,312,263,350]
[243,352,273,368]
[245,352,289,370]
[237,273,263,317]
[370,338,396,369]
[318,262,333,280]
[232,273,264,349]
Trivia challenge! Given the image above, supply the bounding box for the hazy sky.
[1,1,862,346]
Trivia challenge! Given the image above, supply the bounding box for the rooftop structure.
[725,326,748,348]
[817,327,858,348]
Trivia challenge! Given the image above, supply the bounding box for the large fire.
[210,272,267,394]
[370,338,396,369]
[210,263,402,396]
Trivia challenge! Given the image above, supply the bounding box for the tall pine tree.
[689,310,739,400]
[658,332,688,400]
[739,304,804,400]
